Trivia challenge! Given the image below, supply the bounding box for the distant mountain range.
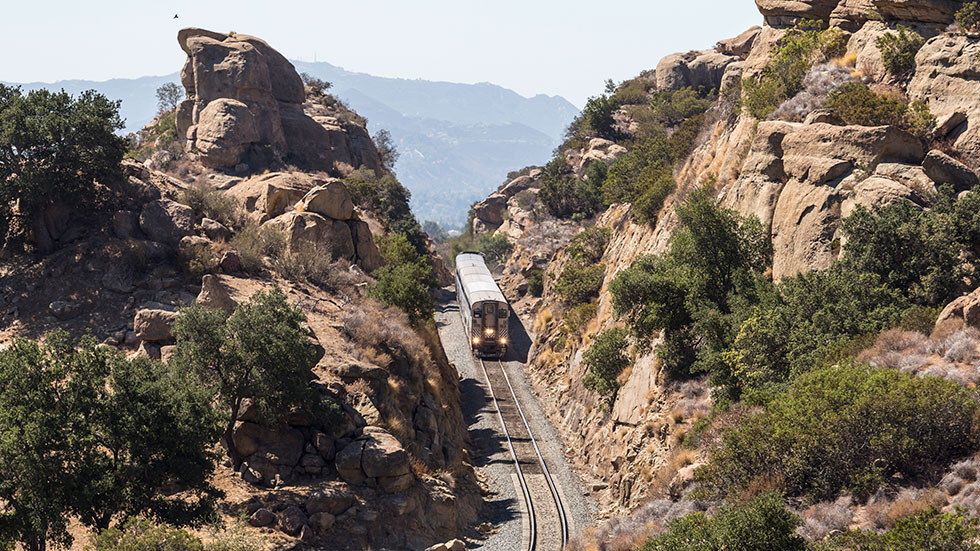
[4,62,578,228]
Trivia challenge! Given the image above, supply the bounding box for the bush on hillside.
[829,507,980,551]
[155,82,183,114]
[825,83,934,136]
[566,226,612,264]
[476,232,513,265]
[649,87,717,127]
[369,232,437,324]
[640,492,808,551]
[582,328,631,398]
[956,2,980,33]
[180,185,240,228]
[695,364,980,502]
[875,25,925,77]
[527,269,544,298]
[742,20,847,119]
[539,156,603,219]
[91,518,205,551]
[171,288,318,467]
[0,85,127,251]
[343,168,427,254]
[609,189,771,387]
[554,263,606,306]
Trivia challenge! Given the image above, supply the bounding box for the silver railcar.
[455,252,510,358]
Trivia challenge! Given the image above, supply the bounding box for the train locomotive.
[455,252,510,358]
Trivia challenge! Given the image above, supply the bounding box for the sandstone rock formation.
[655,50,738,93]
[176,28,381,174]
[758,0,963,28]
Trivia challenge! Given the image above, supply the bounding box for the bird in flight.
[173,13,179,19]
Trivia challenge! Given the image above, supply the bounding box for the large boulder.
[923,149,979,191]
[655,50,737,93]
[472,194,508,227]
[349,219,382,272]
[227,171,317,222]
[196,274,238,314]
[134,309,179,342]
[716,26,762,58]
[176,28,381,174]
[298,180,354,220]
[831,0,963,30]
[936,287,980,329]
[232,421,305,465]
[265,211,355,261]
[195,99,261,170]
[909,35,980,165]
[755,0,841,26]
[139,199,194,246]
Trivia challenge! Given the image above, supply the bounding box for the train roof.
[455,253,507,305]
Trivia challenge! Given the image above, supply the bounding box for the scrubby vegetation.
[369,232,437,325]
[696,364,979,502]
[344,167,428,254]
[956,1,980,33]
[825,83,934,136]
[875,26,925,78]
[742,20,847,119]
[554,262,606,306]
[539,156,603,219]
[582,328,631,398]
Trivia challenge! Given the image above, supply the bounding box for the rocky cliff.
[0,28,478,551]
[176,28,381,174]
[467,0,980,521]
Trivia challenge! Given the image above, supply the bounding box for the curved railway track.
[479,358,569,551]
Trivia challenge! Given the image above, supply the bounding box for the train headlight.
[485,328,494,336]
[500,337,508,345]
[472,337,480,345]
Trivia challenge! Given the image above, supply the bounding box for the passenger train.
[455,252,510,358]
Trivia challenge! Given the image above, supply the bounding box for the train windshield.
[486,304,495,314]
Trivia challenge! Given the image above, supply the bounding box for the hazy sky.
[1,1,762,107]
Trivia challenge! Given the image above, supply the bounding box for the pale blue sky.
[1,1,762,107]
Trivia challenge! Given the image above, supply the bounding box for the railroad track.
[479,358,569,551]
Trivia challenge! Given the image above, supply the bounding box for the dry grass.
[931,328,980,363]
[865,488,948,531]
[565,499,707,551]
[798,496,854,541]
[857,326,980,385]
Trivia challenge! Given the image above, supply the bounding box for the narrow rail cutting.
[456,252,568,549]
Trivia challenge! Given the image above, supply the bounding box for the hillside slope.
[464,0,980,548]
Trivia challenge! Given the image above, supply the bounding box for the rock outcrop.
[176,28,381,174]
[757,0,964,28]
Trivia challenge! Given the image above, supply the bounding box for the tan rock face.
[716,26,763,58]
[299,181,354,220]
[227,171,317,223]
[176,28,381,174]
[134,309,179,342]
[910,35,980,165]
[267,211,356,261]
[755,0,841,26]
[655,50,737,93]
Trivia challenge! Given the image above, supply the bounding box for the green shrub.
[539,156,603,219]
[667,113,706,161]
[612,78,653,106]
[826,82,908,127]
[631,175,677,225]
[554,263,605,306]
[609,189,771,386]
[641,492,808,551]
[369,262,436,325]
[523,271,543,301]
[829,508,980,551]
[91,518,205,551]
[476,232,513,265]
[566,227,612,264]
[582,328,631,398]
[956,1,980,33]
[742,20,846,119]
[580,93,621,140]
[343,168,427,254]
[695,364,980,502]
[825,83,934,136]
[875,25,925,77]
[649,87,716,127]
[602,135,673,204]
[172,288,317,467]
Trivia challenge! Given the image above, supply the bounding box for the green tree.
[554,263,606,306]
[476,232,513,265]
[580,93,621,140]
[155,83,183,114]
[0,85,126,250]
[343,168,427,254]
[171,288,317,468]
[373,128,400,173]
[609,189,771,388]
[539,156,603,219]
[0,333,220,551]
[582,328,631,398]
